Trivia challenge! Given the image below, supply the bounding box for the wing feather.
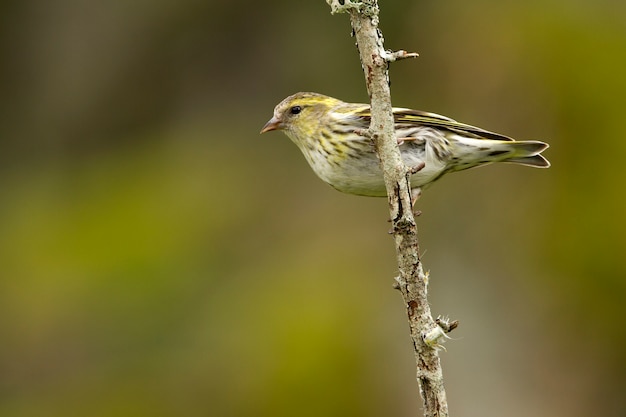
[392,108,514,141]
[351,106,514,141]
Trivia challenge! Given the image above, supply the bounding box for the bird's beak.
[260,116,282,134]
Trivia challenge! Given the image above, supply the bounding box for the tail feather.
[506,141,551,168]
[506,154,551,168]
[445,136,551,173]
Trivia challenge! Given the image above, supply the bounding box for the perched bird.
[261,92,549,199]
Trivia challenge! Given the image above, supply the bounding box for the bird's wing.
[349,105,514,141]
[392,108,514,141]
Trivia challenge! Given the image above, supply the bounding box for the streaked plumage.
[261,92,549,197]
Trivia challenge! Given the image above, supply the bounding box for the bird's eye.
[289,106,302,115]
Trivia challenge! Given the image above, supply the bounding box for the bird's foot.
[410,187,422,216]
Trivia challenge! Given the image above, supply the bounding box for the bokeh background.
[1,1,625,416]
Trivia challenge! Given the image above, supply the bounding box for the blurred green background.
[1,1,625,416]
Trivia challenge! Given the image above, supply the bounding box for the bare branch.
[328,1,453,416]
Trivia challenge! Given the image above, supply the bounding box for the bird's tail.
[504,141,550,168]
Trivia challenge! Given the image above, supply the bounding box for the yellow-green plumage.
[261,92,550,197]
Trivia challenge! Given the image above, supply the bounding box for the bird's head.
[260,92,341,142]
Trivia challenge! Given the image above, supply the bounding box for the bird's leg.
[407,162,425,215]
[410,187,422,216]
[387,164,424,227]
[388,186,422,230]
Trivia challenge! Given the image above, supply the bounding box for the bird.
[261,92,549,199]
